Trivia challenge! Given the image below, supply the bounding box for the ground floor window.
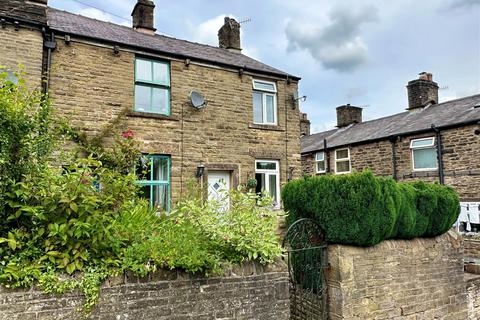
[255,160,280,207]
[136,155,170,212]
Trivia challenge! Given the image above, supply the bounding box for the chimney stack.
[131,0,156,35]
[218,17,241,53]
[300,113,311,136]
[336,104,363,128]
[406,72,439,110]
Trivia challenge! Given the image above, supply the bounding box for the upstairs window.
[315,152,326,173]
[134,58,170,115]
[335,148,351,174]
[136,155,171,212]
[410,137,437,171]
[255,160,280,207]
[252,79,277,125]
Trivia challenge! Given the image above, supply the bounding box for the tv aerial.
[189,90,208,109]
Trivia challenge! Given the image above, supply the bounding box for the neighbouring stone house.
[0,0,303,211]
[301,73,480,229]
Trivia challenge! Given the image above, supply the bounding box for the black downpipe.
[42,31,56,95]
[432,125,445,185]
[389,136,398,181]
[324,139,329,173]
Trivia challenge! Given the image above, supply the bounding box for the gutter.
[431,124,445,185]
[50,32,301,82]
[0,14,46,29]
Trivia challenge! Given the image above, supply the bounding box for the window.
[315,152,326,173]
[335,148,351,174]
[410,137,437,171]
[136,155,171,212]
[255,160,280,207]
[252,79,277,125]
[134,58,170,115]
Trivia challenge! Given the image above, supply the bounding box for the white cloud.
[189,14,235,46]
[285,5,378,72]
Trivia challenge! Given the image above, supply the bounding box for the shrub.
[174,185,283,264]
[0,73,283,312]
[282,171,460,246]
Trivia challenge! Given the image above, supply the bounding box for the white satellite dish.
[189,90,207,109]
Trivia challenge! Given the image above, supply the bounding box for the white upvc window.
[335,148,351,174]
[315,152,326,174]
[252,79,277,125]
[255,160,280,207]
[410,137,438,171]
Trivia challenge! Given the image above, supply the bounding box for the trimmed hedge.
[282,171,460,247]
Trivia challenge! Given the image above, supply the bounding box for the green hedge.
[282,171,460,247]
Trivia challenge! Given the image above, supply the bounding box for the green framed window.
[134,57,171,115]
[136,155,171,212]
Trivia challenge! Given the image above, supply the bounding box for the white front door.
[208,171,231,211]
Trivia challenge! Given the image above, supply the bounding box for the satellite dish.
[189,90,207,109]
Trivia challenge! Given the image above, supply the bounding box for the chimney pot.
[407,72,438,110]
[218,17,241,53]
[131,0,156,35]
[336,105,363,128]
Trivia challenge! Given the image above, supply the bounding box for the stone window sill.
[248,123,285,132]
[127,111,179,121]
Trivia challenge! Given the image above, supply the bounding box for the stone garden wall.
[326,231,469,319]
[464,238,480,259]
[0,261,289,320]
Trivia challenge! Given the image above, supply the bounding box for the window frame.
[136,154,171,212]
[334,148,351,174]
[134,57,171,116]
[255,159,280,208]
[252,79,278,125]
[410,137,438,171]
[315,152,326,174]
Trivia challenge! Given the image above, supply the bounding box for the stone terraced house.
[301,73,480,230]
[0,0,303,211]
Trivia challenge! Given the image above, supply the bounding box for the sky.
[49,0,480,133]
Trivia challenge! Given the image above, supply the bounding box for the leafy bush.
[282,171,460,246]
[174,185,283,264]
[0,72,283,312]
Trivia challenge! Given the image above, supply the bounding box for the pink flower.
[121,130,134,139]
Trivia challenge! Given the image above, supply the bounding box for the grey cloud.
[447,0,480,10]
[285,5,378,72]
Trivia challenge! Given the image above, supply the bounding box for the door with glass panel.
[208,171,231,211]
[255,160,280,207]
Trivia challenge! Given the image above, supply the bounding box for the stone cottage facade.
[301,73,480,205]
[0,0,303,211]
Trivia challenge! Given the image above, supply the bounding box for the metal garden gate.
[283,218,328,319]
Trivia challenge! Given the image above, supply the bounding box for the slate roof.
[302,94,480,154]
[46,8,299,80]
[0,0,47,25]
